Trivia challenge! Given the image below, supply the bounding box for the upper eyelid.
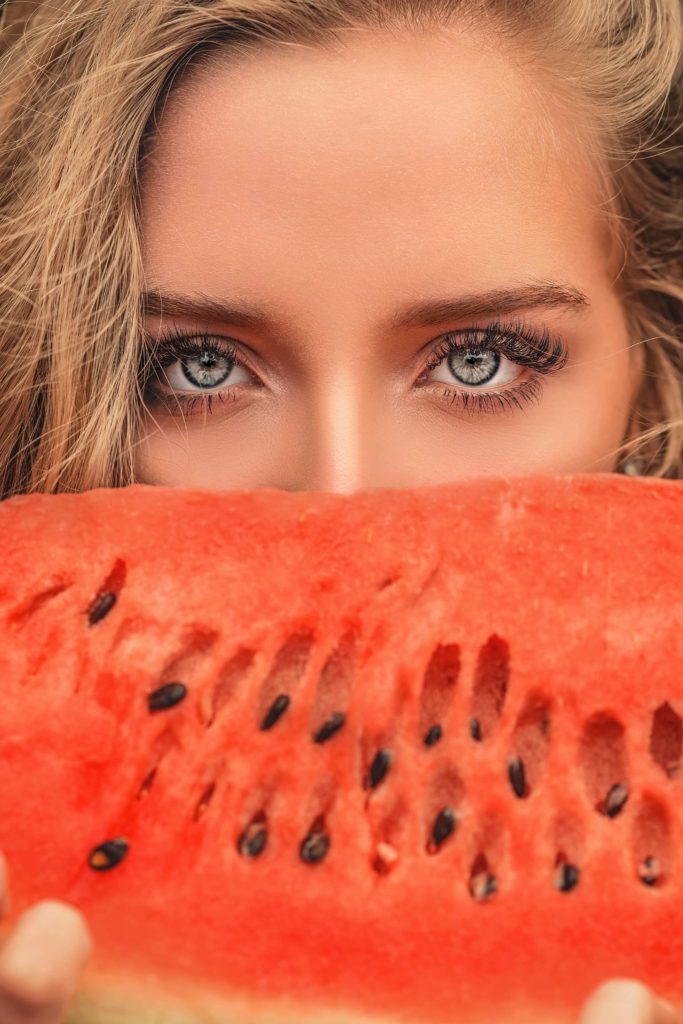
[145,328,238,351]
[143,325,262,374]
[144,316,562,352]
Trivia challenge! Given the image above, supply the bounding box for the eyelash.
[140,317,569,418]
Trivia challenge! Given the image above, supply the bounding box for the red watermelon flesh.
[0,473,681,1024]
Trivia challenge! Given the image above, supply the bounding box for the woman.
[0,0,682,1021]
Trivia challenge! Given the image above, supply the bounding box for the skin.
[0,24,673,1024]
[133,27,642,490]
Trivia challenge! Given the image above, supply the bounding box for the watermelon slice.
[0,473,681,1024]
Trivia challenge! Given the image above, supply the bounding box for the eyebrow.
[141,282,589,333]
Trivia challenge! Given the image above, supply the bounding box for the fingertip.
[40,899,94,975]
[0,899,93,1008]
[579,979,654,1024]
[36,899,93,958]
[579,980,680,1024]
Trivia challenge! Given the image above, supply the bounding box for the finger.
[579,979,679,1024]
[0,900,92,1023]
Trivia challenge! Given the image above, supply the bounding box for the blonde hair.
[0,0,681,495]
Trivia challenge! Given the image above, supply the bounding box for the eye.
[140,327,258,417]
[414,320,569,416]
[160,345,251,392]
[426,344,520,391]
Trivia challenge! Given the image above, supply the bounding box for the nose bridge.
[303,362,371,494]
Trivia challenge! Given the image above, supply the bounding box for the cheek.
[388,389,630,478]
[133,408,309,490]
[534,318,635,473]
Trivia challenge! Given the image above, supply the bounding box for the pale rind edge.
[65,979,404,1024]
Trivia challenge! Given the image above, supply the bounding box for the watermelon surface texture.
[0,473,681,1024]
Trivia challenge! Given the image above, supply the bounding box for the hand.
[0,851,92,1024]
[579,980,679,1024]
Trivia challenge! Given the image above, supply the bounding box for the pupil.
[182,350,232,389]
[448,348,499,387]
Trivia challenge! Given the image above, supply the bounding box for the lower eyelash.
[154,385,239,417]
[160,374,545,420]
[434,376,544,416]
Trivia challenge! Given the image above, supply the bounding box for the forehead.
[140,27,610,301]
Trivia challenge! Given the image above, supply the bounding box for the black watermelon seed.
[147,682,187,713]
[300,829,330,864]
[260,693,290,731]
[238,821,268,858]
[470,717,482,741]
[428,807,457,852]
[555,862,580,893]
[600,782,629,818]
[508,757,528,798]
[88,837,129,871]
[87,591,117,626]
[639,856,661,887]
[423,724,443,747]
[313,711,346,744]
[470,872,497,902]
[367,749,391,790]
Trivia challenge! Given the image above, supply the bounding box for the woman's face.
[136,26,641,493]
